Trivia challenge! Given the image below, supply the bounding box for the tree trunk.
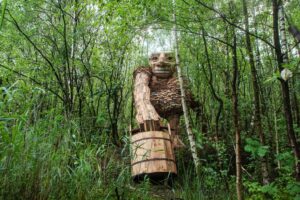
[280,5,300,129]
[231,27,243,200]
[272,0,300,180]
[172,0,200,175]
[273,102,281,169]
[242,0,269,184]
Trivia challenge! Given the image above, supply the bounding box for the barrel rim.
[131,137,172,144]
[131,158,176,166]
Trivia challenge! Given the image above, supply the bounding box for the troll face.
[149,52,175,78]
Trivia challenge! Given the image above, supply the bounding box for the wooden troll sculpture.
[133,52,198,148]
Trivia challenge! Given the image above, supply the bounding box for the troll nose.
[156,62,163,67]
[156,60,167,66]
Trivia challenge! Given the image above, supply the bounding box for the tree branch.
[0,63,63,101]
[7,10,65,95]
[193,0,275,49]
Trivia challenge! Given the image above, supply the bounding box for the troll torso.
[133,52,197,147]
[134,66,194,119]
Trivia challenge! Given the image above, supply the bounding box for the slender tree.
[231,27,243,200]
[242,0,269,184]
[172,0,200,174]
[226,2,244,198]
[272,0,300,180]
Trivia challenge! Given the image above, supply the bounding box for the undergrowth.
[1,114,298,199]
[0,113,231,200]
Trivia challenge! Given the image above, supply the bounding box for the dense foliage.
[0,0,300,199]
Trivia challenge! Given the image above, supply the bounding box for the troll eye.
[168,56,174,60]
[151,56,158,60]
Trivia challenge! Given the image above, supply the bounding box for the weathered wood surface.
[133,65,198,121]
[133,66,197,120]
[131,131,177,177]
[134,70,160,124]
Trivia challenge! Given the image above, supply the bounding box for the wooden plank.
[131,131,177,177]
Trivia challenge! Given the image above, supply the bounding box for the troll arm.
[134,69,160,124]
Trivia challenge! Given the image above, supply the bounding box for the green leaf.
[264,72,280,84]
[257,147,268,157]
[287,182,300,196]
[0,117,15,121]
[245,138,269,158]
[0,0,7,30]
[260,183,278,196]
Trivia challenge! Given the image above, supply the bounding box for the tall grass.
[0,111,178,200]
[0,114,235,200]
[173,152,233,200]
[0,84,232,199]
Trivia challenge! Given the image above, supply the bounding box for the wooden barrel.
[131,131,177,181]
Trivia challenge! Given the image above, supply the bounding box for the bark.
[281,7,300,129]
[279,3,288,63]
[232,28,243,200]
[272,0,300,180]
[242,0,269,185]
[288,26,300,43]
[293,92,300,128]
[273,102,281,169]
[172,0,200,174]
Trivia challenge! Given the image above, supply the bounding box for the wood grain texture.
[133,68,160,124]
[131,131,177,177]
[133,66,197,121]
